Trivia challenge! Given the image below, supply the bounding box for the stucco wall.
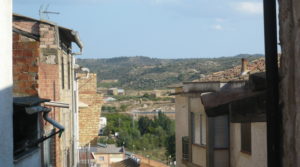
[0,0,13,166]
[192,146,206,167]
[14,150,41,167]
[278,0,300,166]
[175,95,189,167]
[230,122,267,167]
[189,97,207,167]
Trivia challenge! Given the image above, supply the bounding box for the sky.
[13,0,265,59]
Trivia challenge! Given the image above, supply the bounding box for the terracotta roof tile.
[196,58,265,82]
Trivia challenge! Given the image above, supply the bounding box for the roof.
[13,13,83,49]
[90,145,124,154]
[79,150,95,160]
[200,72,267,118]
[111,158,140,167]
[197,58,265,82]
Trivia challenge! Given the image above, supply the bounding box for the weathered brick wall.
[13,20,39,35]
[37,22,64,167]
[12,33,39,97]
[13,16,77,167]
[78,73,103,146]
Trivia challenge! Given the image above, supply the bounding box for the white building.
[0,1,13,166]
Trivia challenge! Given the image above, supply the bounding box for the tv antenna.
[39,4,60,20]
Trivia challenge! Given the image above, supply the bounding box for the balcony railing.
[182,136,189,161]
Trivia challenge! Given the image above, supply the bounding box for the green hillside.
[77,54,263,90]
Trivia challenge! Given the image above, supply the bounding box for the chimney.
[241,58,248,75]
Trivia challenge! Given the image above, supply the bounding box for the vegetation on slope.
[77,54,263,90]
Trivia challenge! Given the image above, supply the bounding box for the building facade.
[78,73,103,146]
[12,14,83,167]
[0,0,13,166]
[174,59,267,167]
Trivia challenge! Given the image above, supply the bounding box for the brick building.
[78,73,103,146]
[12,14,83,167]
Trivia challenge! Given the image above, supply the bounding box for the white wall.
[15,150,42,167]
[175,96,189,167]
[0,0,13,166]
[230,122,267,167]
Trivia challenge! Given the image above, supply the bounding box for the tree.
[138,116,152,135]
[165,133,176,161]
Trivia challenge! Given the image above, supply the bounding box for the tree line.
[100,112,175,160]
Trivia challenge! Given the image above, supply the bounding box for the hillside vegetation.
[77,54,263,90]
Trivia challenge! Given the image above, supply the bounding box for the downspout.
[70,31,83,167]
[25,106,65,145]
[263,0,281,167]
[72,57,81,167]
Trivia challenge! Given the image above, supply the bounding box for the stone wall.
[278,0,300,166]
[78,73,103,146]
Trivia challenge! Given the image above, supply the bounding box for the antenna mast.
[39,4,60,20]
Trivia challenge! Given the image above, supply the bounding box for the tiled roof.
[196,58,265,82]
[111,158,140,167]
[90,144,124,154]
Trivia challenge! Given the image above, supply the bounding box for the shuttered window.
[241,122,251,153]
[191,112,206,146]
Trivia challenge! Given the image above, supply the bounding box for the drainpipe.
[25,106,65,143]
[263,0,281,167]
[70,33,83,166]
[72,61,90,167]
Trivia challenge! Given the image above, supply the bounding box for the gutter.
[71,30,83,55]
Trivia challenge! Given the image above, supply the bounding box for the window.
[191,112,206,145]
[13,105,39,159]
[241,122,251,153]
[68,60,71,90]
[99,156,104,161]
[61,56,65,89]
[182,136,189,161]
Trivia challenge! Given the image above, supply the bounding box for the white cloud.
[212,24,223,30]
[234,2,263,15]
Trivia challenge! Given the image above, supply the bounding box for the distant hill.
[77,54,263,90]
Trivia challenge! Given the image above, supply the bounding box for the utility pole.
[263,0,281,167]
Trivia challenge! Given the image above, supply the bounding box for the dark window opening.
[61,56,65,89]
[241,122,251,153]
[13,105,38,159]
[68,60,71,90]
